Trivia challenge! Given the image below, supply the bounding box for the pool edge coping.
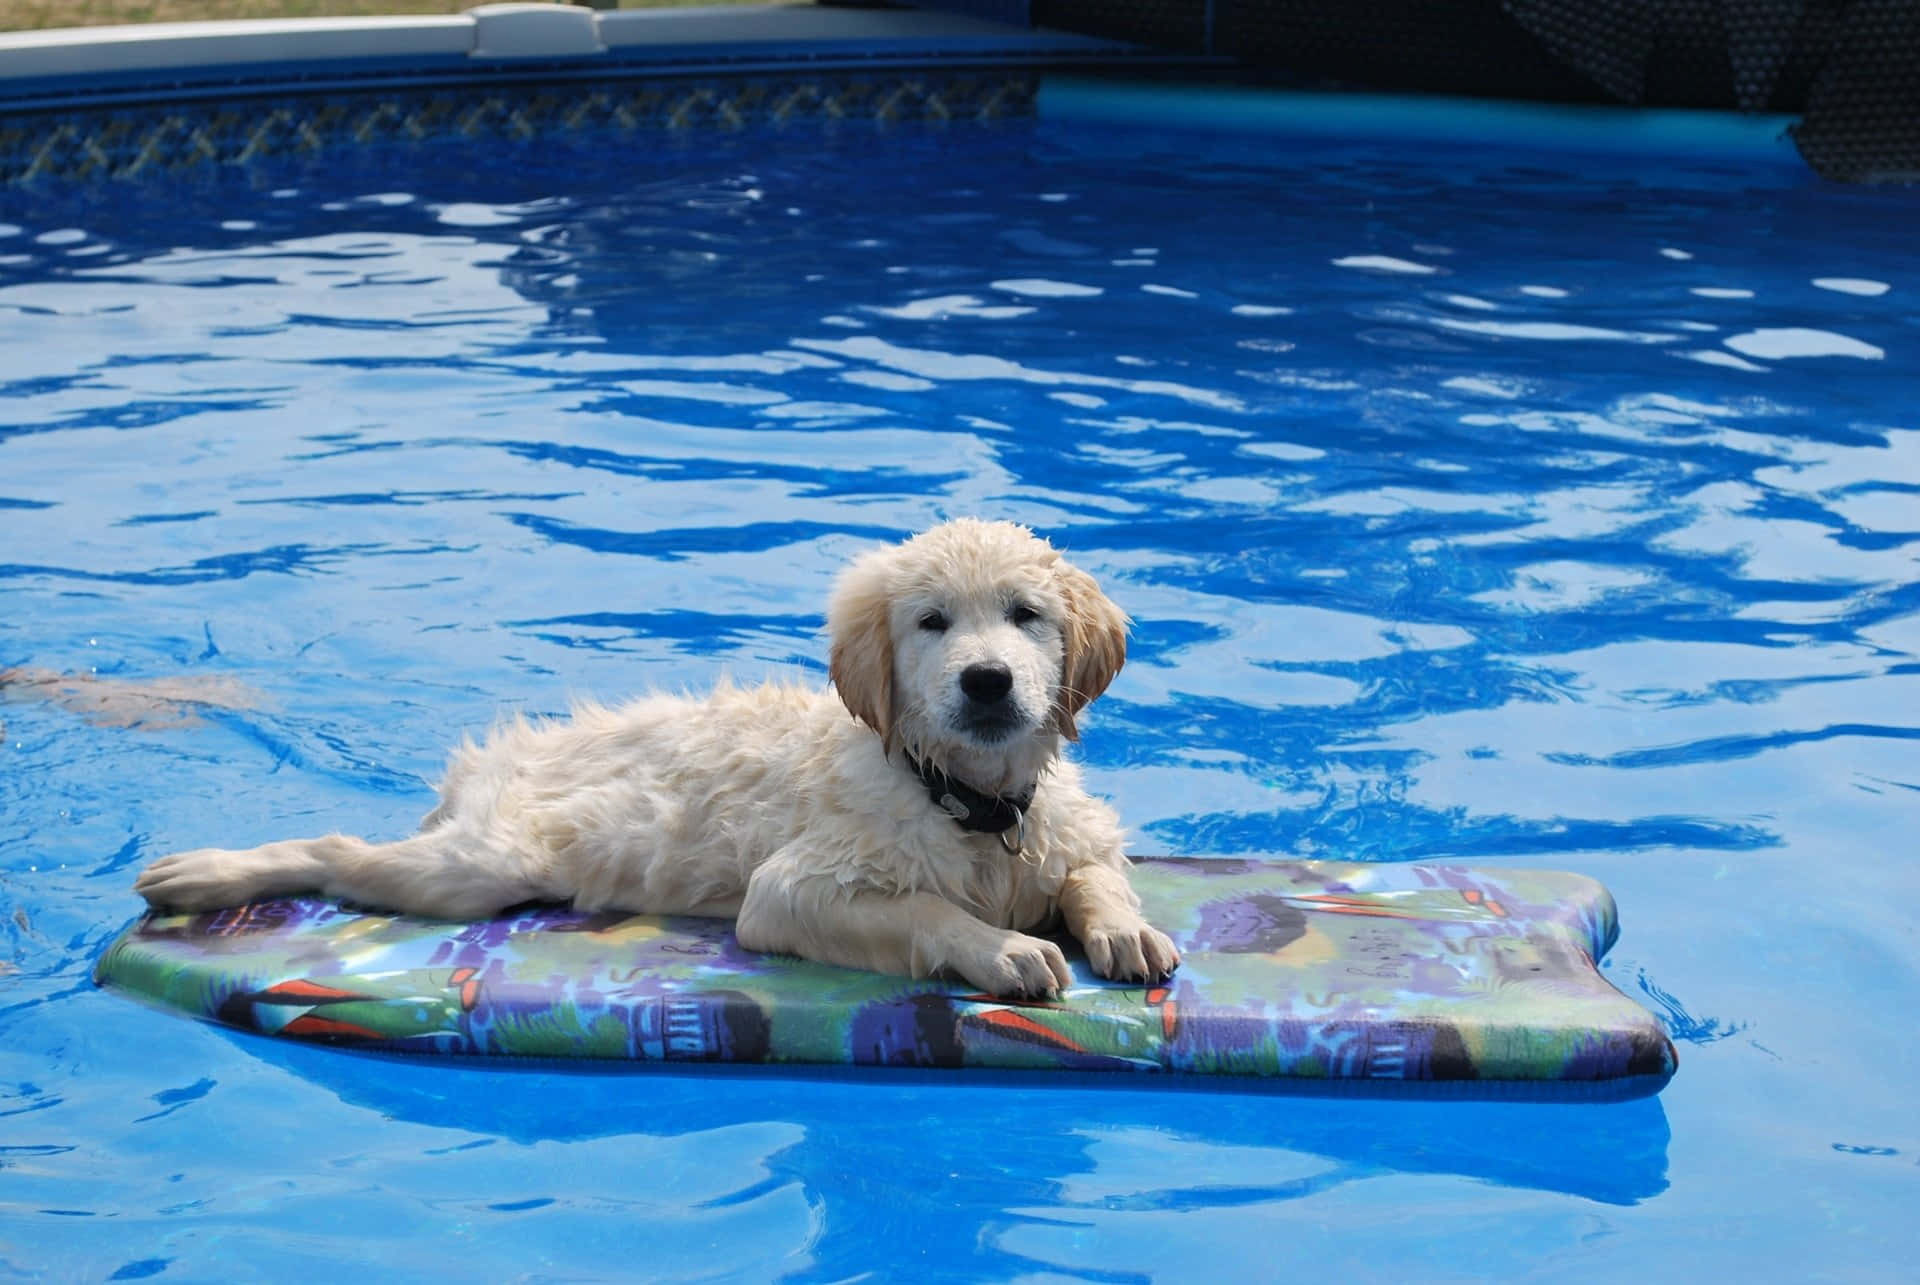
[0,4,1180,97]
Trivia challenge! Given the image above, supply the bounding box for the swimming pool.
[3,10,1918,1281]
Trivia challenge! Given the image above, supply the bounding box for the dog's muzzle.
[955,661,1027,741]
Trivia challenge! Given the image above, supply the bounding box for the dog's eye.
[1008,603,1042,627]
[918,610,950,633]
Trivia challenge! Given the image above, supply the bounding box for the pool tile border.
[0,70,1042,186]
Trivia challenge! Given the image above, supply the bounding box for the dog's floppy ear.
[1053,560,1129,741]
[828,549,897,751]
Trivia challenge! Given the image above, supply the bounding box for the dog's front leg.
[737,849,1074,999]
[1059,861,1180,984]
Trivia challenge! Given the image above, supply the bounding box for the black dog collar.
[904,753,1034,849]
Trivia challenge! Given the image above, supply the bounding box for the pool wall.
[0,4,1202,186]
[0,2,1828,189]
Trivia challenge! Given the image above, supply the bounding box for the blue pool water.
[2,111,1917,1278]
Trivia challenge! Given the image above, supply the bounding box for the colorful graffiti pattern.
[94,858,1677,1095]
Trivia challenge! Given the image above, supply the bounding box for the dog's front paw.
[134,847,291,912]
[961,930,1075,1000]
[1082,920,1181,985]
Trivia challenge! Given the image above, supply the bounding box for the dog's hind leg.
[135,830,549,920]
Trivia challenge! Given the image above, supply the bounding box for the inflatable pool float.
[95,856,1676,1099]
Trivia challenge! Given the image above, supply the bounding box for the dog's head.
[828,520,1128,776]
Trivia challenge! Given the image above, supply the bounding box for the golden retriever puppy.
[134,519,1179,999]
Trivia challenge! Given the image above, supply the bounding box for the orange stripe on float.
[973,1009,1089,1053]
[281,1014,386,1041]
[257,979,368,1003]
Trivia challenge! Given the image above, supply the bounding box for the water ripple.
[499,517,898,562]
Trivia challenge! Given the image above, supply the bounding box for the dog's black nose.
[959,661,1014,705]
